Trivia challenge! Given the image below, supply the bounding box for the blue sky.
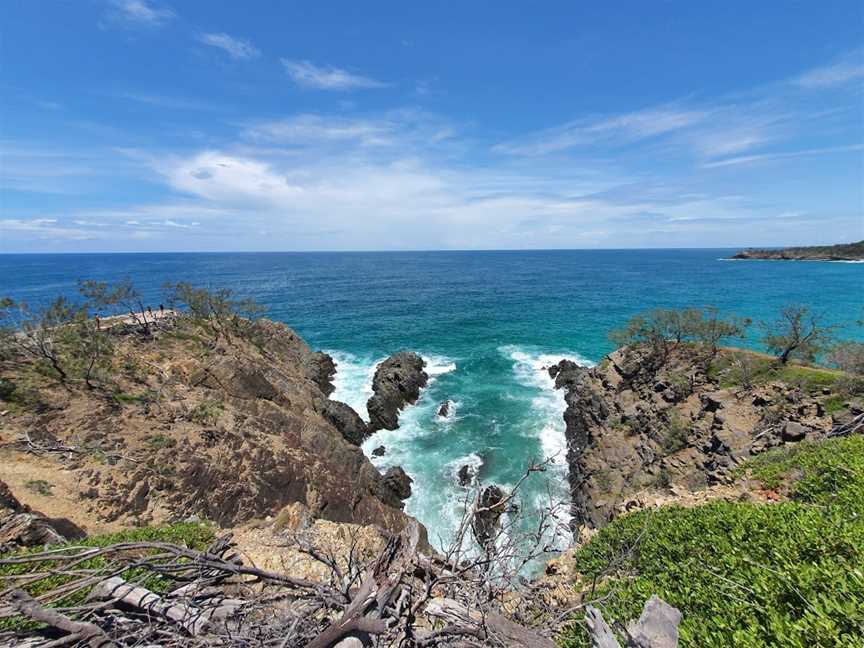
[1,1,862,252]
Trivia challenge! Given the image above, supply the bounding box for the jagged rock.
[457,463,479,487]
[472,485,506,547]
[437,400,451,417]
[550,359,585,390]
[367,352,428,432]
[782,421,806,442]
[701,392,724,412]
[322,400,369,445]
[372,445,386,457]
[308,351,337,396]
[382,467,413,502]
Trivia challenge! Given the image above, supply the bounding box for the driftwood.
[89,577,244,636]
[828,412,864,438]
[425,597,557,648]
[7,589,115,648]
[585,595,681,648]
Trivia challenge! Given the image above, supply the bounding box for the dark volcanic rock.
[322,399,369,445]
[382,466,413,503]
[367,352,428,432]
[308,351,337,396]
[372,445,386,457]
[457,463,477,487]
[472,485,506,547]
[437,400,451,417]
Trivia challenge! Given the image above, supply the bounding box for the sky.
[1,1,863,252]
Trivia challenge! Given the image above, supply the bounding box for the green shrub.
[189,399,223,424]
[559,437,864,647]
[23,480,53,496]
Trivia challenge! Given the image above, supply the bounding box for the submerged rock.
[457,464,474,487]
[367,352,428,432]
[372,445,386,457]
[437,400,451,417]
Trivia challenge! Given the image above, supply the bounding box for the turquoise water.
[1,250,862,554]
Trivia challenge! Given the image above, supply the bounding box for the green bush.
[559,437,864,647]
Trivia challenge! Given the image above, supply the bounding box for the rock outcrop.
[552,346,856,532]
[472,485,507,548]
[0,480,84,551]
[322,399,369,445]
[380,466,413,504]
[366,352,428,432]
[0,317,422,538]
[437,400,451,417]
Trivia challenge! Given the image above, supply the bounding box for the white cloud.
[281,59,387,90]
[196,33,260,60]
[101,0,175,29]
[792,51,864,88]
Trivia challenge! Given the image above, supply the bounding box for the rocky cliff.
[552,345,862,532]
[0,316,420,537]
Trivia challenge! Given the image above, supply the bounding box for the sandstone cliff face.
[366,352,428,431]
[552,346,859,531]
[0,318,419,536]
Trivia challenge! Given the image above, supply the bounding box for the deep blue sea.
[1,250,862,553]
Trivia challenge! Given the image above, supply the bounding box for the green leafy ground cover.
[559,436,864,647]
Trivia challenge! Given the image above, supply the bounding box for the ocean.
[1,249,862,556]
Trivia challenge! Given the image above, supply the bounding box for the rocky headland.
[550,344,862,533]
[0,314,425,549]
[731,240,864,261]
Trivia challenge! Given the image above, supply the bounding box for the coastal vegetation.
[559,437,864,647]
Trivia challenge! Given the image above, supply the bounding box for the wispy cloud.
[242,111,456,148]
[792,50,864,88]
[196,33,260,60]
[703,143,864,168]
[119,92,220,111]
[100,0,175,30]
[281,59,387,90]
[493,106,708,156]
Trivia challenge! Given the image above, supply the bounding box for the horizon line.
[0,244,844,256]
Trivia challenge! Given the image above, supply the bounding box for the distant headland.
[731,240,864,261]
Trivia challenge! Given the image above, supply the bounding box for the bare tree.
[761,305,835,364]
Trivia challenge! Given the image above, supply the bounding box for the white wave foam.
[446,452,484,486]
[424,354,457,378]
[325,350,381,422]
[499,345,593,465]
